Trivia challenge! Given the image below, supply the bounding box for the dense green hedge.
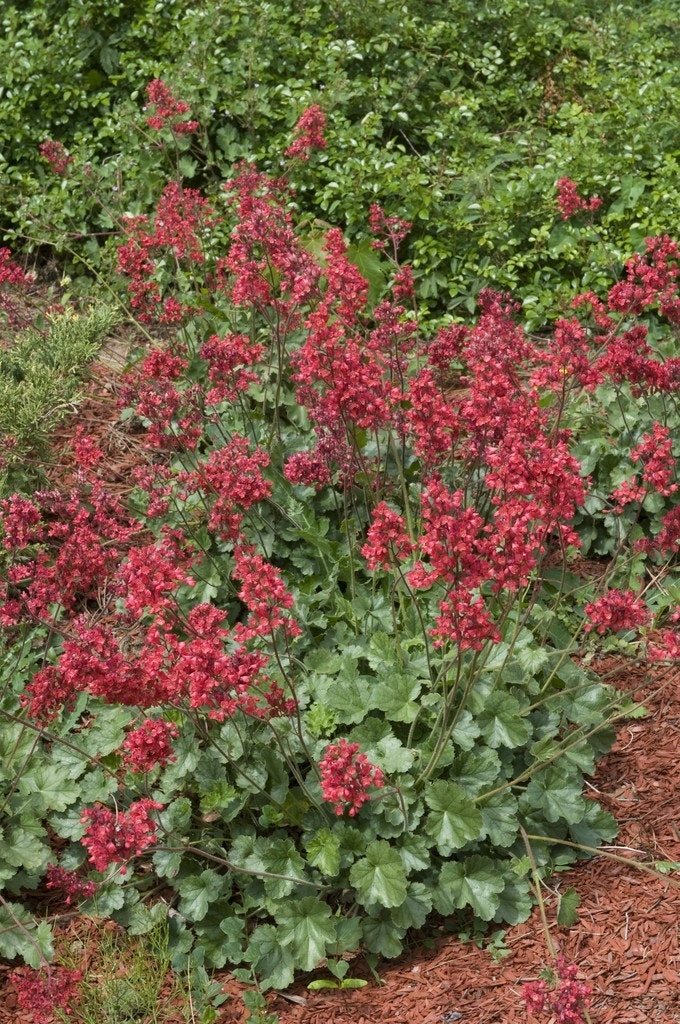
[2,0,680,321]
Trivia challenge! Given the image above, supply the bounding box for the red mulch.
[2,362,679,1024]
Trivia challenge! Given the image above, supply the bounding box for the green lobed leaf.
[76,704,134,757]
[0,824,49,872]
[449,709,482,751]
[305,828,341,877]
[370,674,422,723]
[424,780,484,855]
[361,913,406,958]
[434,856,506,921]
[479,791,520,847]
[390,882,433,930]
[194,907,243,969]
[273,897,337,973]
[451,747,501,797]
[152,847,183,879]
[178,869,229,923]
[349,840,408,909]
[397,833,431,874]
[568,801,618,847]
[474,692,532,749]
[258,837,308,899]
[524,765,586,824]
[0,902,53,965]
[18,763,80,815]
[493,876,534,926]
[246,924,295,990]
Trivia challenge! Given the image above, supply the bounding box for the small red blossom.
[285,105,327,160]
[122,718,179,772]
[0,494,44,549]
[39,139,73,175]
[392,263,415,300]
[648,628,680,661]
[369,203,412,255]
[584,589,650,635]
[362,501,413,570]
[641,504,680,558]
[71,424,104,473]
[145,79,198,133]
[631,423,678,496]
[232,544,301,641]
[117,533,195,616]
[45,865,97,905]
[11,966,83,1024]
[81,799,163,873]
[0,247,34,327]
[607,235,680,322]
[556,177,602,220]
[181,435,272,541]
[218,162,320,316]
[523,957,592,1024]
[319,739,384,816]
[200,333,263,405]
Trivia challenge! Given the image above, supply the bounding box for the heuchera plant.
[1,86,680,1009]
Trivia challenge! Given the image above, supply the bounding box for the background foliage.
[2,0,680,321]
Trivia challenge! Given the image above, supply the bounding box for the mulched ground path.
[1,360,679,1024]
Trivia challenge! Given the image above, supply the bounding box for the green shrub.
[3,1,680,322]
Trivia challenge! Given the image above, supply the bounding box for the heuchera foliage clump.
[1,86,680,997]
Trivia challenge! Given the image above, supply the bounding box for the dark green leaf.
[424,781,483,854]
[178,870,229,922]
[557,886,581,927]
[274,897,336,972]
[349,840,408,908]
[434,856,506,920]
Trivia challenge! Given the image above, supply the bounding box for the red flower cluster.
[218,163,320,321]
[45,865,97,905]
[181,436,272,541]
[648,628,680,662]
[117,533,195,616]
[369,203,412,256]
[117,183,217,323]
[284,430,351,489]
[145,79,198,133]
[39,139,73,175]
[71,424,104,474]
[285,105,327,160]
[200,332,264,406]
[80,799,163,873]
[11,966,83,1024]
[1,484,139,626]
[607,234,680,322]
[0,246,33,328]
[523,957,592,1024]
[232,543,302,642]
[642,504,680,558]
[319,739,384,816]
[584,589,650,634]
[362,502,413,570]
[556,177,602,220]
[612,423,678,510]
[122,717,179,772]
